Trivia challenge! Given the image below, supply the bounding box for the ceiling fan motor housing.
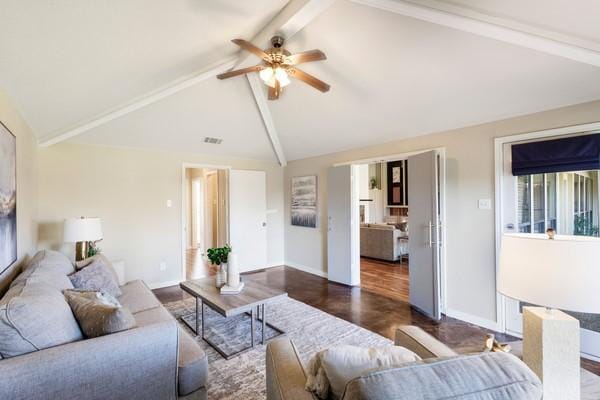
[271,35,285,48]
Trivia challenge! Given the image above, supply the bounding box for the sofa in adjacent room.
[0,250,208,400]
[360,223,407,262]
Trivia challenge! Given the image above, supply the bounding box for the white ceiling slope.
[0,0,287,137]
[2,0,600,162]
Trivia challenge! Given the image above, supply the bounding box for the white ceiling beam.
[351,0,600,68]
[38,57,237,147]
[247,74,287,167]
[234,0,337,70]
[229,0,336,166]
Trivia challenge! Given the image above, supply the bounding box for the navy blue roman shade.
[511,134,600,176]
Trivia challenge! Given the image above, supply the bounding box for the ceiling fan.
[217,36,330,100]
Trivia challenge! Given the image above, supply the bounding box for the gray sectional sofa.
[266,325,542,400]
[0,250,208,400]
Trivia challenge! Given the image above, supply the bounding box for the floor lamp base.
[523,306,580,400]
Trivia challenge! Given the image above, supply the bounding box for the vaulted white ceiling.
[2,0,600,162]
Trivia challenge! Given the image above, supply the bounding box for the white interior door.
[230,170,267,273]
[327,165,360,286]
[408,151,442,320]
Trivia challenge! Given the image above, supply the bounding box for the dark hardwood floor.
[360,257,409,301]
[154,265,600,375]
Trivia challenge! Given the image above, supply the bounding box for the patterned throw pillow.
[69,259,122,297]
[75,254,120,283]
[63,289,136,338]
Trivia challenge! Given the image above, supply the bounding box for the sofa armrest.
[266,338,315,400]
[0,319,179,400]
[395,325,457,359]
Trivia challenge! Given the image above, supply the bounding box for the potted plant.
[207,244,232,288]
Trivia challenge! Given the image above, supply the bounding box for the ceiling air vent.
[204,137,223,144]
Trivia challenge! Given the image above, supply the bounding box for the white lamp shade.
[63,218,103,242]
[499,233,600,313]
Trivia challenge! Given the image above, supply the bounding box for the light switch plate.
[166,200,172,208]
[478,199,492,210]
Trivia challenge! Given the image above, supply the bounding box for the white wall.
[0,89,38,295]
[284,99,600,326]
[37,143,284,287]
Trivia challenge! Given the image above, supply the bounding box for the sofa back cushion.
[0,250,83,359]
[10,250,75,290]
[341,352,542,400]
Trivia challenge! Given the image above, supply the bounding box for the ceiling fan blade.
[287,68,330,92]
[217,65,263,80]
[284,49,326,66]
[232,39,270,61]
[268,80,280,100]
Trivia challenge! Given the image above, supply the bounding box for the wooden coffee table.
[179,277,287,359]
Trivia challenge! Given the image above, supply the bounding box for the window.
[573,174,597,236]
[517,175,530,233]
[516,171,599,236]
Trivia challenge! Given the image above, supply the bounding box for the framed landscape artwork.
[291,175,317,228]
[0,122,16,273]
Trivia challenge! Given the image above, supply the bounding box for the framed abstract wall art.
[291,175,317,228]
[0,121,16,273]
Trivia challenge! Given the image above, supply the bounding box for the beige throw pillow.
[63,289,136,338]
[306,345,421,399]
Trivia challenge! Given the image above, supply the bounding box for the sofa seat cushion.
[0,282,83,358]
[178,328,208,395]
[133,305,173,327]
[341,352,542,400]
[118,280,161,314]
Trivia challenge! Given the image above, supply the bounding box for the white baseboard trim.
[148,280,181,290]
[445,308,501,332]
[285,262,328,278]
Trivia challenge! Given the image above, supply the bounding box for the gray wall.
[284,99,600,325]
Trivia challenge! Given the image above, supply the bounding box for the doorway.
[327,149,446,320]
[356,161,409,302]
[183,165,229,280]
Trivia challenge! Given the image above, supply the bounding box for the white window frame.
[494,121,600,333]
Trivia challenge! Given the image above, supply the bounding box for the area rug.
[164,296,392,400]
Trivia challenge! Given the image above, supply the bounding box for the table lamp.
[499,233,600,400]
[63,217,103,261]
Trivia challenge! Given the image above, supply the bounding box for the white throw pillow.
[305,345,421,399]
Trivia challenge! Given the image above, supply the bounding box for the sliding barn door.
[408,151,442,320]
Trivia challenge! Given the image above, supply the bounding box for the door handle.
[428,221,442,248]
[428,221,433,248]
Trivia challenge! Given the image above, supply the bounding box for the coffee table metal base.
[181,297,285,359]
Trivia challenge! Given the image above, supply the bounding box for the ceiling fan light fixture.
[274,67,290,87]
[259,67,274,83]
[260,66,290,88]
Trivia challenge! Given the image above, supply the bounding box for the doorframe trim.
[181,162,232,282]
[336,146,448,316]
[493,121,600,333]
